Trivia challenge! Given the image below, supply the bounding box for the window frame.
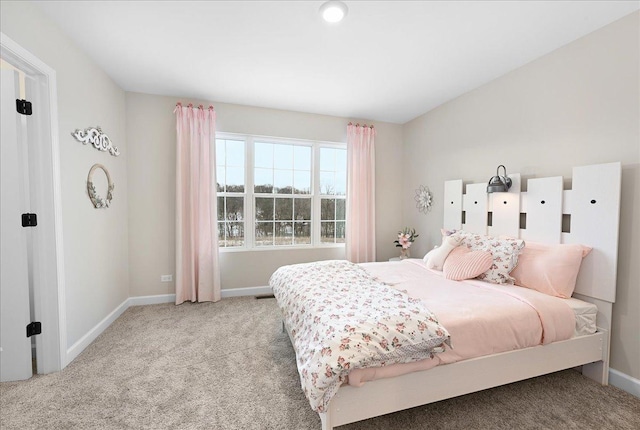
[215,132,346,252]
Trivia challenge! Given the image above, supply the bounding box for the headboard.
[443,162,622,305]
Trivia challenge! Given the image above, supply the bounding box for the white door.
[0,68,33,381]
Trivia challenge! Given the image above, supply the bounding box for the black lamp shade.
[487,165,512,193]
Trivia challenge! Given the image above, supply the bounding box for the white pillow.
[426,236,461,271]
[422,247,437,263]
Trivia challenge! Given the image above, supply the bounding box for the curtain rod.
[348,122,374,129]
[175,102,214,110]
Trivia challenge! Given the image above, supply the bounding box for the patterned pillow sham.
[451,230,525,284]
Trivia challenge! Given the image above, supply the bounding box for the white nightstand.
[388,257,401,262]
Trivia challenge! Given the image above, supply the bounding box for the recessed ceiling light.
[319,1,348,23]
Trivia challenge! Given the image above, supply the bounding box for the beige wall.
[126,92,404,296]
[1,1,130,348]
[402,12,639,379]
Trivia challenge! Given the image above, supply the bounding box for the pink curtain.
[346,123,376,263]
[174,103,221,304]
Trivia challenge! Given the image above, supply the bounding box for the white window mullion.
[245,136,255,249]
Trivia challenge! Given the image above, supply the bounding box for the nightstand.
[388,257,401,262]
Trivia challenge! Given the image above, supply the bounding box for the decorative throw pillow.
[451,230,525,284]
[422,247,437,263]
[426,236,461,271]
[510,241,592,298]
[443,246,494,281]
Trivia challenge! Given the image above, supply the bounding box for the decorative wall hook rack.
[72,126,120,156]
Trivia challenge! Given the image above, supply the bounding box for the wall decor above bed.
[87,164,114,209]
[414,185,432,213]
[71,126,120,156]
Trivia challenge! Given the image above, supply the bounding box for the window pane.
[335,172,346,196]
[254,168,273,193]
[226,222,245,247]
[218,222,227,247]
[218,221,245,248]
[321,198,335,220]
[255,222,274,246]
[217,196,225,220]
[275,198,293,221]
[225,197,244,221]
[320,171,335,195]
[226,140,244,166]
[335,221,345,243]
[226,166,244,192]
[294,170,311,194]
[335,199,345,221]
[294,198,311,220]
[320,147,336,171]
[255,142,273,168]
[321,222,335,243]
[293,222,311,245]
[274,170,293,194]
[294,146,311,170]
[216,167,225,192]
[274,144,293,170]
[275,222,293,245]
[255,197,274,220]
[336,149,347,172]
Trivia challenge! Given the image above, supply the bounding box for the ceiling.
[35,1,639,124]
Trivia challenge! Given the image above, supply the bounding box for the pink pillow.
[443,246,494,281]
[510,241,592,298]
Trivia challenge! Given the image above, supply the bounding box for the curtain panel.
[174,103,221,304]
[346,123,376,263]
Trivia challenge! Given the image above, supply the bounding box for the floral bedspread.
[270,260,450,412]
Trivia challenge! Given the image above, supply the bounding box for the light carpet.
[1,297,638,429]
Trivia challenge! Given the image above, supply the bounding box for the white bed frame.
[317,162,621,430]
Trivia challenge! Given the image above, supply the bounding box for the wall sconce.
[487,165,512,193]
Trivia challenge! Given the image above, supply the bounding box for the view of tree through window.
[216,138,245,247]
[319,147,347,243]
[255,142,312,246]
[215,135,346,248]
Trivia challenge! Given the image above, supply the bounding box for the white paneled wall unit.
[443,162,621,304]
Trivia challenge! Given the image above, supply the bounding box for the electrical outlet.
[160,274,173,282]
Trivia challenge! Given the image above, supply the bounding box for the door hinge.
[26,322,41,337]
[21,213,37,227]
[16,99,33,116]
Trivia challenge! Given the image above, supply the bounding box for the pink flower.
[398,234,412,249]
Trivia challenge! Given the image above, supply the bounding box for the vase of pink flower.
[394,227,418,259]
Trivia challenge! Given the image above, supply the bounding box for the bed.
[271,162,621,430]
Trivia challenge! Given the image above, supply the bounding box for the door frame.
[1,32,66,373]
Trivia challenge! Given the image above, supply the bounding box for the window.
[319,147,347,244]
[216,138,245,247]
[215,134,346,249]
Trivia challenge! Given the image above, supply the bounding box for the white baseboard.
[65,297,129,366]
[221,285,272,298]
[129,294,176,306]
[609,368,640,398]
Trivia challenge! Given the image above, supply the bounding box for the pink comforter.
[349,259,575,386]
